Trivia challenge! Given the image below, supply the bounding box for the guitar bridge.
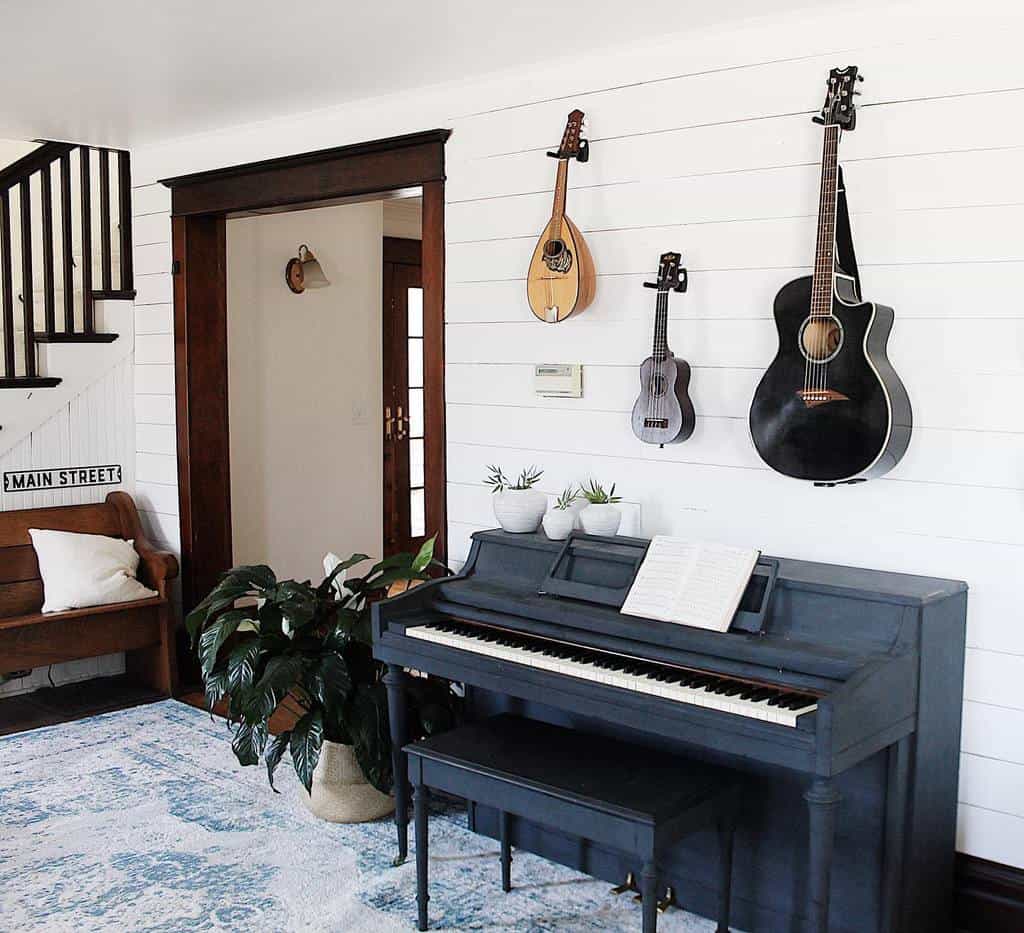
[643,418,669,429]
[798,389,849,408]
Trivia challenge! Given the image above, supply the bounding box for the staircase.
[0,141,134,389]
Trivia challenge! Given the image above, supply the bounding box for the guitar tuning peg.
[857,74,865,81]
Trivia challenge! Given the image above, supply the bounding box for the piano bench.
[405,714,741,933]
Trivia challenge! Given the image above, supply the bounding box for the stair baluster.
[19,178,35,377]
[59,151,74,334]
[1,191,13,378]
[40,162,56,335]
[79,147,93,334]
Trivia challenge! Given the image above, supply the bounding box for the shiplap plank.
[962,702,1024,766]
[136,423,177,456]
[131,185,170,216]
[135,333,174,366]
[449,205,1024,284]
[133,211,171,247]
[134,242,171,276]
[448,148,1024,245]
[134,481,179,516]
[964,649,1024,711]
[135,304,173,335]
[959,753,1024,819]
[446,363,1024,435]
[134,393,176,426]
[448,90,1024,203]
[957,804,1024,871]
[134,272,173,306]
[134,364,175,395]
[450,34,1024,160]
[136,452,178,486]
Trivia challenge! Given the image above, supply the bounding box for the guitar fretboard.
[810,124,841,318]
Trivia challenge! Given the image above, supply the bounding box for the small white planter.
[542,508,575,541]
[302,740,394,824]
[492,488,547,533]
[580,503,622,537]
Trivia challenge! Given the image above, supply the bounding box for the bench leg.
[125,604,178,696]
[716,819,736,933]
[384,664,410,865]
[414,780,430,930]
[499,811,512,892]
[805,777,841,933]
[640,861,658,933]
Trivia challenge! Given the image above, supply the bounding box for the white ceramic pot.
[492,488,547,533]
[580,503,622,537]
[302,740,394,823]
[567,499,588,530]
[542,508,575,541]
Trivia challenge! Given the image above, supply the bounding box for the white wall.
[227,202,383,582]
[130,2,1024,867]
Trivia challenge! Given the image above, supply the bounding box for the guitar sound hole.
[800,316,843,362]
[648,373,666,397]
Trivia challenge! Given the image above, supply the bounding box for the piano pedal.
[609,872,638,896]
[632,885,677,914]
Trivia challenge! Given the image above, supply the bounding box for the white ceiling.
[0,0,818,149]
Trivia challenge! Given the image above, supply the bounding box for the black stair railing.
[0,141,135,388]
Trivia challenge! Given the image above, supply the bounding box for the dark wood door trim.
[165,131,449,617]
[161,130,449,216]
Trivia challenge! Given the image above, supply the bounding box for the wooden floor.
[0,675,164,737]
[178,689,303,734]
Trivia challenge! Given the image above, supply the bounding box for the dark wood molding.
[166,131,449,607]
[383,236,423,266]
[172,213,230,617]
[0,141,75,193]
[421,181,447,561]
[956,853,1024,933]
[162,130,450,217]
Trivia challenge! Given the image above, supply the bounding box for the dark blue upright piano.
[373,529,967,933]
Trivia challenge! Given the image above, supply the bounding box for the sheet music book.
[620,536,760,632]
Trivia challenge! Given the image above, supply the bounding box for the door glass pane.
[408,337,423,388]
[409,438,425,487]
[410,488,425,538]
[408,387,424,438]
[408,287,423,337]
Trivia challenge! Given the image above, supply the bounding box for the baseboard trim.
[956,853,1024,933]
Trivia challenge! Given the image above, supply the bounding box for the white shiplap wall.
[0,358,136,697]
[130,3,1024,867]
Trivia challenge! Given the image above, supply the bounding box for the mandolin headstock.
[814,66,863,131]
[548,109,589,162]
[644,251,687,293]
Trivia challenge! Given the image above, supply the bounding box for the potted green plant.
[542,486,578,540]
[485,464,546,533]
[578,480,623,536]
[185,537,458,823]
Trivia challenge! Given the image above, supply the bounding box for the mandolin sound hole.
[543,240,565,259]
[799,316,843,362]
[542,239,573,274]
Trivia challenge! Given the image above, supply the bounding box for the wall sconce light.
[285,244,331,294]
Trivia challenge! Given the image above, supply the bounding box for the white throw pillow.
[29,529,159,613]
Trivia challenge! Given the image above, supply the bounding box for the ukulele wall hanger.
[547,137,589,162]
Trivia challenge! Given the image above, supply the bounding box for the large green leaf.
[347,685,392,794]
[411,535,437,573]
[306,651,351,709]
[290,710,324,793]
[186,586,251,643]
[232,720,268,766]
[318,553,372,597]
[204,665,230,714]
[226,640,261,694]
[243,655,303,724]
[265,730,292,792]
[198,610,250,678]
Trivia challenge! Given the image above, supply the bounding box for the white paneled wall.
[130,3,1024,867]
[0,358,136,697]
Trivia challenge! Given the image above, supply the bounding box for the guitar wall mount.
[547,138,589,162]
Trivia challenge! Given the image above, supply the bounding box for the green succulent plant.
[578,480,622,504]
[484,464,544,493]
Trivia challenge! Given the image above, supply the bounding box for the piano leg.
[384,663,411,864]
[413,779,430,931]
[640,860,659,933]
[716,818,735,933]
[804,777,841,933]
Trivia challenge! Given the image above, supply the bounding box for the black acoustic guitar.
[631,252,695,446]
[749,67,912,485]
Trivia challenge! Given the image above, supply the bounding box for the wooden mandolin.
[527,109,596,323]
[749,67,912,485]
[631,252,695,446]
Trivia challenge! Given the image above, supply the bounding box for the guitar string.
[649,287,665,431]
[819,125,838,396]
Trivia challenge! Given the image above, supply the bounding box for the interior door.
[382,237,432,557]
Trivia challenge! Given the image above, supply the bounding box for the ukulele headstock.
[814,66,863,130]
[644,251,687,293]
[547,109,589,162]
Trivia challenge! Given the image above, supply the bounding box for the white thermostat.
[534,363,583,398]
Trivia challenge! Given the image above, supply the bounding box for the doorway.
[162,131,449,612]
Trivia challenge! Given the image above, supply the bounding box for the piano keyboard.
[408,620,819,727]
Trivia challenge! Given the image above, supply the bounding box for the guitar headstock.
[547,109,589,162]
[814,66,863,131]
[644,252,687,292]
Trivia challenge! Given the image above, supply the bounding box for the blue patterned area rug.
[0,701,731,932]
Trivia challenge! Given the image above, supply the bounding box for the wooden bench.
[407,714,740,933]
[0,492,179,696]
